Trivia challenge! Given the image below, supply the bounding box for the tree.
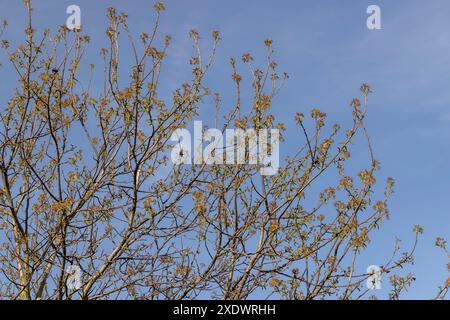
[0,1,446,300]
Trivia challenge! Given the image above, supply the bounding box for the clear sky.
[0,0,449,299]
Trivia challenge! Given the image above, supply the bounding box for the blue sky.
[0,0,449,299]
